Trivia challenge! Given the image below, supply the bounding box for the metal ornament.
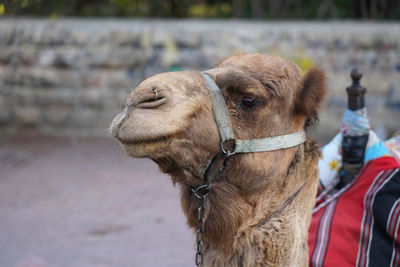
[152,87,158,100]
[191,184,210,266]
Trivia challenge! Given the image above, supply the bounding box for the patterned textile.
[318,108,392,190]
[309,156,400,266]
[385,131,400,164]
[311,97,400,266]
[318,131,392,190]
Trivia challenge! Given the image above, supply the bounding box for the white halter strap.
[202,73,307,154]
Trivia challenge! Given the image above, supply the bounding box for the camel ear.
[294,67,326,121]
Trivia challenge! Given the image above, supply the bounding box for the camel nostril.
[135,96,167,108]
[126,87,167,109]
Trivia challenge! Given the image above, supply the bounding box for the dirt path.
[0,134,193,267]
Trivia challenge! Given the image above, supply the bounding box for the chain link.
[192,184,209,266]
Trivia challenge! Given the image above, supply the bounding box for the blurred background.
[0,1,399,267]
[2,0,400,19]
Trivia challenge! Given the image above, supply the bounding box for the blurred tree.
[251,0,262,19]
[232,0,244,18]
[0,0,399,19]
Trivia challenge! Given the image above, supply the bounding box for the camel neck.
[255,182,306,228]
[180,140,321,266]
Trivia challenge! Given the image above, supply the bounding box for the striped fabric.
[309,157,400,267]
[388,199,400,266]
[311,200,337,266]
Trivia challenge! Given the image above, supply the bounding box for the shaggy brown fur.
[111,53,326,266]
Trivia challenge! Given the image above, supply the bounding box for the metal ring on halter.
[221,141,236,157]
[191,184,210,199]
[152,87,158,100]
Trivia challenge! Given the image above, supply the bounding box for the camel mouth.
[117,134,173,158]
[117,135,170,146]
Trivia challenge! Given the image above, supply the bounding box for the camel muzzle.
[110,107,129,139]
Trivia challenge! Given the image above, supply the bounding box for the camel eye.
[241,97,256,109]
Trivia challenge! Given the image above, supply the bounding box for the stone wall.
[1,19,399,141]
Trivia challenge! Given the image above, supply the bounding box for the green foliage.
[189,3,231,18]
[291,56,314,75]
[0,4,5,15]
[267,48,314,75]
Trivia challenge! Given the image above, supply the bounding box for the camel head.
[111,53,326,264]
[111,53,325,189]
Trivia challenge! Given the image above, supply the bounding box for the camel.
[110,53,326,266]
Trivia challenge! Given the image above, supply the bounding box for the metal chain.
[191,184,210,266]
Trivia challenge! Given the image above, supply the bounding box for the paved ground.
[0,134,193,267]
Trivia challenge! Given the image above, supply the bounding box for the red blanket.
[309,156,400,266]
